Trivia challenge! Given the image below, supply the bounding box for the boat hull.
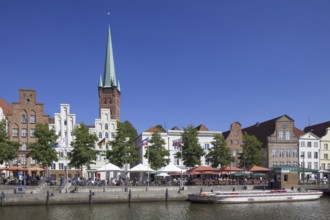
[188,191,323,204]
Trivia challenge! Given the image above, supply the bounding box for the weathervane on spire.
[107,12,110,24]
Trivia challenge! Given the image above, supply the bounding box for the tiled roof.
[304,121,330,138]
[0,97,12,117]
[195,124,209,131]
[144,126,163,133]
[242,115,294,144]
[170,126,180,131]
[294,127,305,136]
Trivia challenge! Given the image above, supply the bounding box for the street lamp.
[179,143,183,191]
[301,154,305,185]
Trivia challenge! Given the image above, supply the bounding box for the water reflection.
[1,198,330,220]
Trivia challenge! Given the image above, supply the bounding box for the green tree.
[28,123,58,168]
[155,124,166,132]
[68,123,98,173]
[0,119,19,164]
[106,121,138,167]
[144,132,169,170]
[178,125,204,167]
[239,133,264,168]
[206,134,234,168]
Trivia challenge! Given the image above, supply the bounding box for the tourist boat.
[188,190,323,204]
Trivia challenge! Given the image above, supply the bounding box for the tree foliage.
[0,120,19,164]
[238,133,264,168]
[144,132,169,170]
[206,134,234,168]
[68,123,98,171]
[155,124,166,132]
[178,125,204,167]
[28,123,58,167]
[106,121,138,167]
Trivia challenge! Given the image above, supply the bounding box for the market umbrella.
[158,164,182,172]
[97,163,123,172]
[128,163,155,172]
[156,173,170,177]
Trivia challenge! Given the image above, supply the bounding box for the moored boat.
[188,190,323,204]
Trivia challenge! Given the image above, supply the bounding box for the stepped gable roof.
[0,97,13,117]
[242,115,294,144]
[144,126,163,133]
[222,122,242,139]
[195,124,209,131]
[304,121,330,138]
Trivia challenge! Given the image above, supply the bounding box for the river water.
[1,198,330,220]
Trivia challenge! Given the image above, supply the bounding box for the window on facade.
[301,161,304,168]
[105,124,108,130]
[13,128,18,137]
[234,140,238,145]
[307,162,312,169]
[293,161,298,167]
[286,161,291,166]
[30,158,36,165]
[228,140,232,145]
[292,149,298,158]
[325,144,329,150]
[272,161,278,167]
[52,163,56,170]
[111,132,115,138]
[324,154,328,160]
[22,156,27,165]
[21,114,27,124]
[300,141,305,147]
[205,144,210,150]
[280,161,285,166]
[307,152,312,159]
[233,150,237,157]
[98,132,102,139]
[234,130,239,136]
[30,129,35,137]
[272,149,277,157]
[12,158,18,165]
[21,143,27,151]
[307,142,312,147]
[59,163,64,170]
[285,131,290,140]
[286,149,291,157]
[279,131,284,140]
[174,157,179,166]
[314,142,318,148]
[279,148,284,157]
[105,132,109,139]
[30,115,36,124]
[314,162,318,170]
[22,128,27,137]
[59,151,64,158]
[64,120,67,126]
[328,163,330,170]
[321,163,325,170]
[314,152,318,159]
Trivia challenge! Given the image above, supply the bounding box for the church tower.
[98,20,121,121]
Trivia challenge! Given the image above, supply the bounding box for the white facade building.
[136,125,222,170]
[88,108,117,179]
[298,132,320,180]
[49,104,78,180]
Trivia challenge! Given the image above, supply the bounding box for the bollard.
[165,189,168,202]
[128,189,131,203]
[232,187,235,192]
[0,192,4,206]
[89,190,92,204]
[46,191,50,205]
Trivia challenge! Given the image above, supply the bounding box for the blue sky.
[1,1,330,134]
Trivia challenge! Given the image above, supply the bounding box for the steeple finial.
[102,12,117,88]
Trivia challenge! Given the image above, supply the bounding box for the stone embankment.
[0,184,251,206]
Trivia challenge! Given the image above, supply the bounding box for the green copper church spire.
[102,19,117,88]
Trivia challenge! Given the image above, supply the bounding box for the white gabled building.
[136,124,222,170]
[49,104,79,180]
[298,132,320,180]
[88,108,117,179]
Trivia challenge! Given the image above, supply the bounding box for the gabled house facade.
[243,115,304,168]
[222,122,244,167]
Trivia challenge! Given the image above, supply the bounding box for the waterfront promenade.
[0,183,328,206]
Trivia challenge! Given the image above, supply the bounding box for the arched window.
[105,132,109,139]
[98,132,102,139]
[21,114,27,124]
[105,124,108,130]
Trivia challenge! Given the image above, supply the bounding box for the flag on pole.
[97,138,106,147]
[140,137,149,147]
[172,138,182,147]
